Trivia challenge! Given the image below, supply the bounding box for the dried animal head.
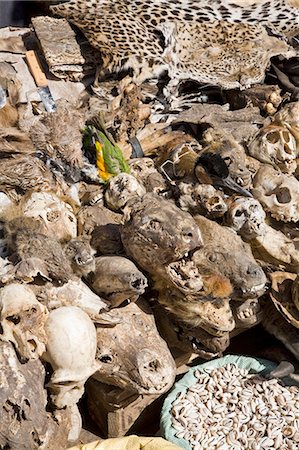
[248,123,298,174]
[64,238,96,277]
[121,193,203,273]
[193,215,266,299]
[179,183,227,218]
[252,164,299,222]
[105,173,146,211]
[21,192,77,242]
[202,128,252,189]
[43,306,99,408]
[0,284,48,361]
[89,256,148,307]
[92,300,176,394]
[34,279,109,321]
[0,341,71,450]
[225,196,266,240]
[158,285,235,337]
[5,218,74,283]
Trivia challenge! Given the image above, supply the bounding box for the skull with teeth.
[248,123,298,174]
[64,238,96,277]
[179,182,227,218]
[225,196,266,240]
[231,298,262,328]
[0,284,48,361]
[252,164,299,222]
[42,306,99,409]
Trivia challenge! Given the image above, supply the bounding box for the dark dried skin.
[30,105,85,168]
[93,300,176,394]
[64,238,96,277]
[121,193,203,273]
[5,218,74,284]
[0,341,71,450]
[193,215,267,299]
[0,155,57,194]
[89,256,148,307]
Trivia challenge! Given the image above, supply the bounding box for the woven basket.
[160,354,299,450]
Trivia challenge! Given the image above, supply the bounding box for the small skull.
[42,306,98,409]
[225,197,266,240]
[249,123,298,174]
[179,182,227,218]
[105,173,146,211]
[0,284,48,360]
[252,165,299,222]
[21,192,77,242]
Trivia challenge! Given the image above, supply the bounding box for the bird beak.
[220,177,253,198]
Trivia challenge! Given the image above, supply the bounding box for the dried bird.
[194,152,253,197]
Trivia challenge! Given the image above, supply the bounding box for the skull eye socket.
[99,354,113,363]
[235,210,243,217]
[267,131,280,144]
[6,315,20,325]
[273,187,291,204]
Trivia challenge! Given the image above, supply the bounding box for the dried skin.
[89,256,148,307]
[121,193,203,273]
[5,218,74,284]
[30,105,85,168]
[93,300,176,394]
[0,341,71,450]
[193,215,266,299]
[64,238,96,277]
[0,155,57,193]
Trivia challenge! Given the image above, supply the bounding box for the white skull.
[0,283,48,360]
[179,183,227,218]
[252,165,299,222]
[129,158,156,182]
[249,124,298,174]
[225,197,266,240]
[105,173,146,211]
[21,192,77,242]
[42,306,98,408]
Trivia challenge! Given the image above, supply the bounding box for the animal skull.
[21,192,77,242]
[105,173,146,211]
[249,123,298,173]
[225,197,266,240]
[42,306,98,409]
[179,182,227,218]
[252,165,299,222]
[0,284,48,360]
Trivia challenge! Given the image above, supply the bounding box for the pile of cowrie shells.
[170,364,299,450]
